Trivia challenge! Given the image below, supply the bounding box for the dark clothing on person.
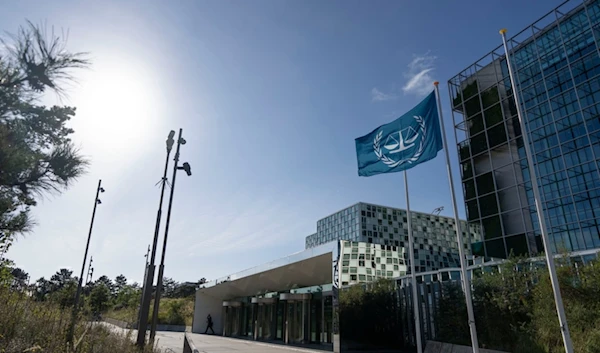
[205,314,215,334]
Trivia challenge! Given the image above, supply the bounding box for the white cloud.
[402,53,437,96]
[371,87,397,102]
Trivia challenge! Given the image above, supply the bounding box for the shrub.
[0,286,160,353]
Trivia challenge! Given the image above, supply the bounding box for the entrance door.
[287,301,304,343]
[231,306,240,336]
[323,296,333,343]
[257,303,274,340]
[276,301,286,340]
[310,298,322,343]
[245,304,254,337]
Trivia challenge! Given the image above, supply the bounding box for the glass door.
[245,304,254,337]
[276,301,285,340]
[310,298,322,343]
[323,296,333,343]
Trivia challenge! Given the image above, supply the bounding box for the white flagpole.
[404,170,423,353]
[500,28,574,353]
[434,82,480,353]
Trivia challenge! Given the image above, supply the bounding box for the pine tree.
[0,21,90,252]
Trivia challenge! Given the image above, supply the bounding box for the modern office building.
[194,242,341,351]
[449,0,600,258]
[305,202,482,280]
[338,240,407,286]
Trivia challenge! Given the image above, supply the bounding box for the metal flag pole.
[434,81,480,353]
[404,170,422,353]
[500,28,574,353]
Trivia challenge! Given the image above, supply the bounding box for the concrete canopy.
[197,242,336,300]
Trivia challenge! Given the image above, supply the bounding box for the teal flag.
[355,91,442,177]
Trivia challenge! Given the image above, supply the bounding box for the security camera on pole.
[137,131,176,347]
[150,128,191,342]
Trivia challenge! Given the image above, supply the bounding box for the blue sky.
[3,0,564,284]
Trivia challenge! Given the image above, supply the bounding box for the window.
[476,172,495,195]
[479,193,499,217]
[482,215,502,240]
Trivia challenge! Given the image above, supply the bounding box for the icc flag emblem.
[355,91,443,177]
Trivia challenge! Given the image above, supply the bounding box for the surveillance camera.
[96,199,102,204]
[180,138,187,145]
[182,162,192,176]
[99,187,105,193]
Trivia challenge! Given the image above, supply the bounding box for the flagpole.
[404,170,422,353]
[434,82,480,353]
[500,28,574,353]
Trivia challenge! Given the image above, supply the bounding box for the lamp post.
[150,128,191,342]
[137,245,151,329]
[67,179,105,345]
[136,131,176,347]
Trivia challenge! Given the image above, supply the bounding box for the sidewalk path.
[186,333,329,353]
[97,322,184,352]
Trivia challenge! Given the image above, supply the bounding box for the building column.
[332,240,341,353]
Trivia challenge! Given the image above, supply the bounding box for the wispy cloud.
[402,53,437,96]
[370,87,397,102]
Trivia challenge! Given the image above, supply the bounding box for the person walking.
[205,314,215,334]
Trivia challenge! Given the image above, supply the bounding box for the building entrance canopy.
[197,243,336,300]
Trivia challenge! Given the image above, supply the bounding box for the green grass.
[105,297,194,327]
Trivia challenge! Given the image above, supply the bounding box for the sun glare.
[70,61,162,155]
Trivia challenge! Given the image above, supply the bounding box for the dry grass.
[0,287,161,353]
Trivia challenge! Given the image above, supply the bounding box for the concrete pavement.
[186,333,329,353]
[97,322,184,352]
[99,322,328,353]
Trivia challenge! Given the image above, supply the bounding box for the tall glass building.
[305,202,481,274]
[449,0,600,258]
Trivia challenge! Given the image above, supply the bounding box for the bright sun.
[70,61,162,155]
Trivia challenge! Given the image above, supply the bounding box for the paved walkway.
[97,322,184,352]
[187,333,329,353]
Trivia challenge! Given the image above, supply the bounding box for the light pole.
[137,131,176,347]
[137,245,151,329]
[150,128,191,342]
[67,179,105,345]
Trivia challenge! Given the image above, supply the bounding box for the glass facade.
[339,240,407,286]
[222,286,335,345]
[305,202,482,278]
[449,0,600,258]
